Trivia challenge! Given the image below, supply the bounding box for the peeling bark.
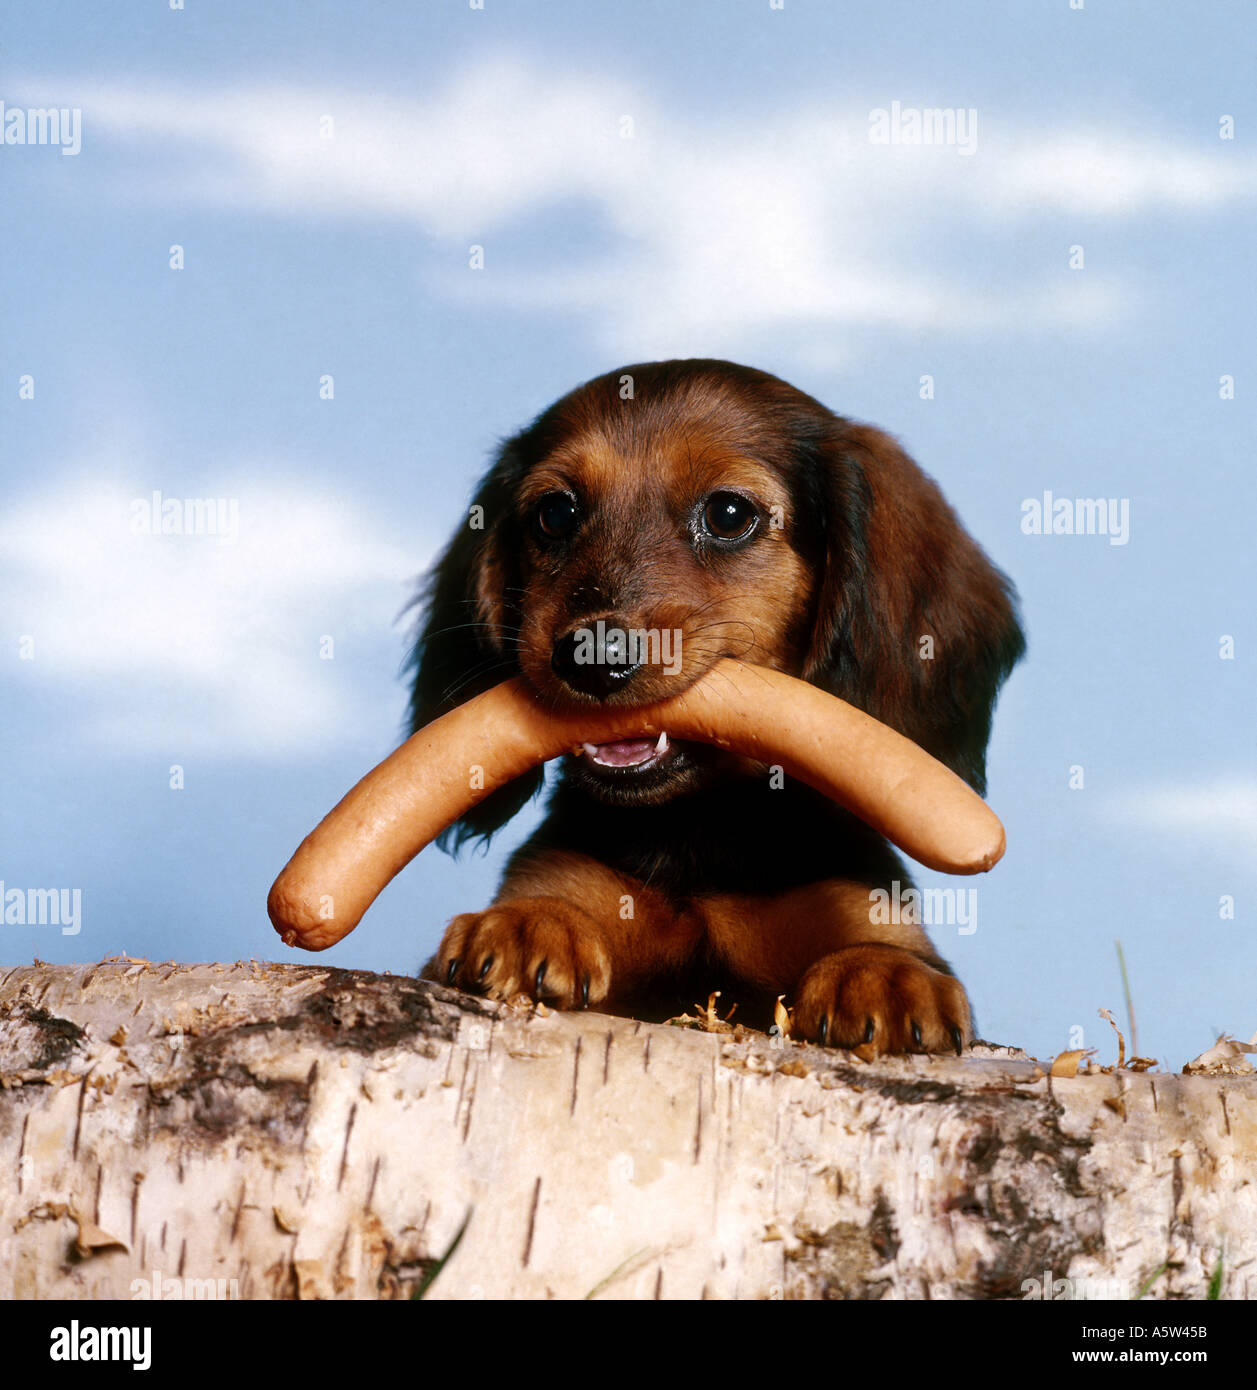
[0,960,1252,1300]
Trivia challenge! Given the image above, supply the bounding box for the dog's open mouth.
[565,717,727,803]
[579,730,671,770]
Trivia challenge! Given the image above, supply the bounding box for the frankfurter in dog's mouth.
[267,659,1007,953]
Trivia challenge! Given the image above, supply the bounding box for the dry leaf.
[775,1059,810,1078]
[1050,1049,1092,1078]
[1183,1035,1256,1076]
[72,1213,129,1259]
[1098,1008,1126,1068]
[666,991,739,1034]
[273,1206,302,1234]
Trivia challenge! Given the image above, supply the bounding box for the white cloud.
[1,471,426,758]
[19,60,1255,360]
[990,135,1257,215]
[1097,776,1257,866]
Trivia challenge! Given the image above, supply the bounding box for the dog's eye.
[534,491,580,540]
[702,492,758,542]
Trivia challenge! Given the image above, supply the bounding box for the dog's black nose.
[551,621,642,698]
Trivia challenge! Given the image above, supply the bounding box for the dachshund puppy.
[410,360,1024,1053]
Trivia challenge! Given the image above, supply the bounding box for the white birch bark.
[0,960,1252,1300]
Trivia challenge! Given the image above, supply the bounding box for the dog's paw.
[791,944,971,1055]
[424,896,611,1009]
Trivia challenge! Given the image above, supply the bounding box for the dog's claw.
[951,1026,965,1056]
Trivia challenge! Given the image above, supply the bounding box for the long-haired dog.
[410,360,1023,1053]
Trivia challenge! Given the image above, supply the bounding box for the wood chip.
[72,1213,129,1259]
[1050,1049,1093,1078]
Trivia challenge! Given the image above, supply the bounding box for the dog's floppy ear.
[405,436,544,851]
[802,422,1025,795]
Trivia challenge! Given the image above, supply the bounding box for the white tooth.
[654,730,668,756]
[581,742,600,760]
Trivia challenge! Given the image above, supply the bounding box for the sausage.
[267,658,1006,951]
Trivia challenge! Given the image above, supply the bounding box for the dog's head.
[409,359,1024,846]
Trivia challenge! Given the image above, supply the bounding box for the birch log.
[0,960,1253,1300]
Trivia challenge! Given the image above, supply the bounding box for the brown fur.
[409,360,1024,1053]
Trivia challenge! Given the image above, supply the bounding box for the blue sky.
[1,0,1253,1068]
